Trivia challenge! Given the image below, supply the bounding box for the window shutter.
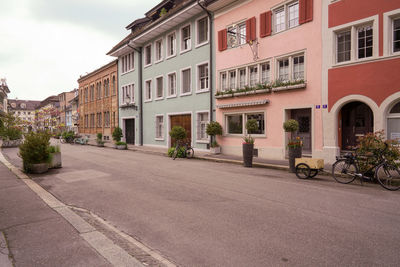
[299,0,313,24]
[246,17,256,42]
[260,11,272,38]
[218,29,227,51]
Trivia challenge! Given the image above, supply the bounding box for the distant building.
[8,99,41,131]
[35,96,60,132]
[67,90,79,133]
[58,89,78,131]
[0,78,10,115]
[78,60,118,141]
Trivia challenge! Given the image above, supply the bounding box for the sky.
[0,0,160,100]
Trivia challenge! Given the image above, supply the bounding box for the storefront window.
[227,115,243,134]
[246,113,265,134]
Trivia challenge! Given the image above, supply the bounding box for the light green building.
[108,0,215,150]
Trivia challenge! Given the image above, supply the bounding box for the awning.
[216,99,270,109]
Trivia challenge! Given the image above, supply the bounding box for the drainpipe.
[127,42,143,146]
[197,0,214,147]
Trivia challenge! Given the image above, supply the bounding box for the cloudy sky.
[0,0,160,100]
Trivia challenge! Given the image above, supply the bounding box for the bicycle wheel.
[185,148,194,158]
[309,169,318,178]
[375,163,400,191]
[295,163,310,179]
[172,146,179,160]
[332,159,357,184]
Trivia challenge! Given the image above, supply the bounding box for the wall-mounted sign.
[316,105,321,109]
[322,104,328,109]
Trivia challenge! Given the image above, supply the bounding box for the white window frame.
[227,21,246,49]
[275,51,306,81]
[180,67,192,96]
[154,38,163,63]
[383,9,400,56]
[155,114,165,141]
[224,111,266,137]
[260,61,271,84]
[167,71,177,98]
[180,23,192,54]
[273,1,299,34]
[155,75,164,100]
[166,31,177,59]
[121,52,134,74]
[238,68,246,89]
[196,61,210,93]
[220,71,228,92]
[144,44,152,67]
[144,79,152,102]
[248,65,259,87]
[121,83,134,105]
[195,16,209,48]
[196,111,210,143]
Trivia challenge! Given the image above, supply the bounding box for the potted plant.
[206,121,223,154]
[112,127,123,148]
[48,145,62,169]
[283,119,302,172]
[19,131,51,174]
[169,126,187,145]
[96,133,105,147]
[0,114,23,147]
[115,141,127,150]
[243,119,258,167]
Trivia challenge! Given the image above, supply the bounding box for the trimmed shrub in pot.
[169,126,187,146]
[115,141,127,150]
[48,145,62,169]
[206,121,223,154]
[283,119,302,172]
[112,127,123,148]
[19,131,51,174]
[243,119,258,167]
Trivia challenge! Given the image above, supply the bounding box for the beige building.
[78,60,118,140]
[8,99,41,131]
[0,78,10,115]
[58,89,77,131]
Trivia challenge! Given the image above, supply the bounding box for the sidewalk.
[0,161,111,266]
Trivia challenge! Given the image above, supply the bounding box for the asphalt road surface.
[3,144,400,266]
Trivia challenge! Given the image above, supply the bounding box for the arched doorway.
[339,101,373,150]
[387,101,400,141]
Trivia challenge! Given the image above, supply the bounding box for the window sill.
[195,40,209,49]
[144,63,152,68]
[155,97,164,101]
[144,99,152,103]
[332,55,395,68]
[196,139,209,144]
[196,89,210,94]
[272,24,301,36]
[216,88,271,99]
[180,92,192,97]
[272,82,307,92]
[166,54,177,60]
[166,95,177,99]
[180,48,192,55]
[155,59,163,64]
[121,69,135,75]
[155,138,165,141]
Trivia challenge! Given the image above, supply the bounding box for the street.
[2,144,400,266]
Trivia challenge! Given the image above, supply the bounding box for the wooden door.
[125,119,135,145]
[291,109,311,152]
[170,114,191,146]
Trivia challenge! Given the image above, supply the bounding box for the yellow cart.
[295,158,324,179]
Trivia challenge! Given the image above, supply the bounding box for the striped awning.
[216,99,270,109]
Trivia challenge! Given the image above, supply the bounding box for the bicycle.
[331,143,400,191]
[172,140,194,160]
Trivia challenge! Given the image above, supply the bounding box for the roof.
[77,59,118,83]
[36,95,59,109]
[8,99,41,111]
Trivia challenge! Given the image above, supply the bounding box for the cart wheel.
[309,169,318,178]
[295,163,311,179]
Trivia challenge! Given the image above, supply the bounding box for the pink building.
[208,0,322,160]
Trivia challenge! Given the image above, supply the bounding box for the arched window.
[112,76,116,95]
[387,101,400,141]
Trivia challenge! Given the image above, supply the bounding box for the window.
[97,112,102,128]
[168,73,176,97]
[181,68,191,94]
[197,63,209,91]
[104,111,110,127]
[394,18,400,53]
[227,114,243,134]
[278,58,289,81]
[293,55,304,80]
[388,102,400,140]
[261,62,270,84]
[197,112,209,141]
[144,44,152,66]
[181,24,191,52]
[104,79,110,97]
[85,114,89,128]
[84,88,88,103]
[112,76,116,95]
[155,115,164,139]
[90,85,94,101]
[121,52,134,73]
[155,39,163,62]
[337,31,351,63]
[91,114,95,128]
[227,22,246,48]
[197,17,209,45]
[274,1,299,33]
[246,114,265,134]
[156,76,163,99]
[229,70,237,90]
[220,72,227,91]
[357,26,373,59]
[113,112,116,127]
[145,80,152,101]
[249,65,258,86]
[167,32,176,57]
[97,82,102,99]
[122,84,134,104]
[239,68,246,88]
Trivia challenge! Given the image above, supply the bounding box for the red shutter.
[246,17,256,42]
[218,29,227,51]
[299,0,313,24]
[260,11,272,38]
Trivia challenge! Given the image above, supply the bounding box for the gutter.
[197,0,214,147]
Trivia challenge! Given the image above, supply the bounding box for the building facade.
[209,0,322,160]
[108,0,214,149]
[8,99,41,131]
[78,60,119,140]
[35,96,60,132]
[58,89,77,131]
[67,91,79,133]
[0,78,10,115]
[321,0,400,163]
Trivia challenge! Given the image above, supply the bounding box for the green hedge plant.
[243,119,258,144]
[112,127,123,142]
[206,121,223,147]
[19,131,51,172]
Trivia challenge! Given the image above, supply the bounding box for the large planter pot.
[49,152,62,169]
[210,146,221,154]
[97,143,105,147]
[30,163,49,174]
[242,143,254,167]
[288,146,302,173]
[117,145,127,150]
